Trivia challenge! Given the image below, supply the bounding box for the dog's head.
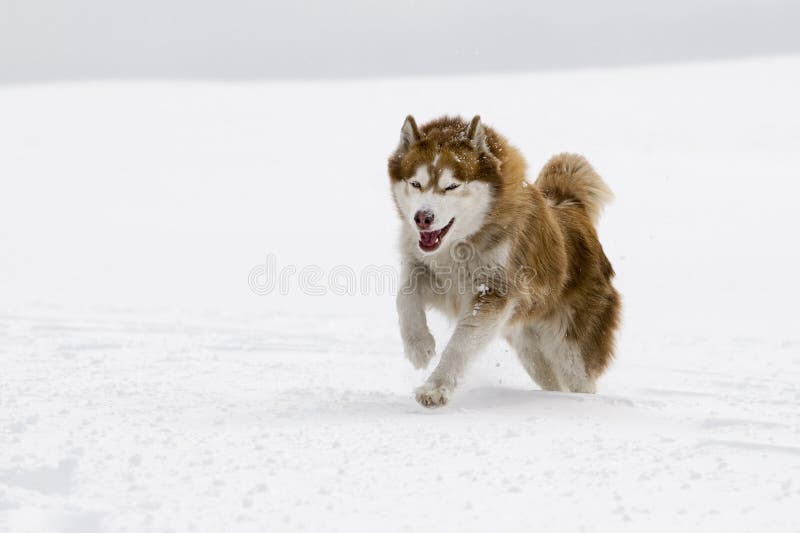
[388,115,500,255]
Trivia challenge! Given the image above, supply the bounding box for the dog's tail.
[534,153,613,225]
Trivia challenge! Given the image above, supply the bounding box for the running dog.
[388,115,620,407]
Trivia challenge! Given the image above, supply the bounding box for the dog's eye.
[444,183,460,191]
[410,181,421,189]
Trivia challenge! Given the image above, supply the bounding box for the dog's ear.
[467,115,489,154]
[398,115,420,151]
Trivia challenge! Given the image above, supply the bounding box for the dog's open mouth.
[418,218,455,252]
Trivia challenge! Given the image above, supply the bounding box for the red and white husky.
[388,115,620,407]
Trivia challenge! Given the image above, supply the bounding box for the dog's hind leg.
[541,336,596,394]
[533,315,597,394]
[550,347,597,394]
[505,325,565,392]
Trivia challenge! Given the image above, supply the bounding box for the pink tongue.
[420,230,440,246]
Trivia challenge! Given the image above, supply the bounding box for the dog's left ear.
[398,115,420,151]
[467,115,490,154]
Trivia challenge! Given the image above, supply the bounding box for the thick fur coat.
[388,115,620,407]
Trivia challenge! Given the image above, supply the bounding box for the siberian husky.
[388,115,620,407]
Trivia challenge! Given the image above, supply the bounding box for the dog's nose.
[414,209,435,230]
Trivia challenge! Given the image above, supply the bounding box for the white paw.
[414,382,450,408]
[403,330,436,370]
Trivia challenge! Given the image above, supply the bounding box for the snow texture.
[1,56,800,532]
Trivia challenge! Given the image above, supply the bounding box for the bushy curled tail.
[534,153,613,224]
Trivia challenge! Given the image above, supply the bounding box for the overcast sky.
[2,0,799,82]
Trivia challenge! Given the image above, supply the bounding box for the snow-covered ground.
[1,56,799,532]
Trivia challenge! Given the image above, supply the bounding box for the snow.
[2,56,800,532]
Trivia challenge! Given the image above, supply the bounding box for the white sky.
[2,0,800,81]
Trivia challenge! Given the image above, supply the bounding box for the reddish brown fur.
[389,115,620,397]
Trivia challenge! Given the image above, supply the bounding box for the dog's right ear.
[398,115,420,151]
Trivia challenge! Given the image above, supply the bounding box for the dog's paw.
[414,382,450,408]
[403,330,436,370]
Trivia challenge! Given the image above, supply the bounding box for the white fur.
[393,172,513,406]
[502,312,597,394]
[504,324,563,392]
[415,305,512,407]
[411,165,431,188]
[396,263,436,369]
[391,164,493,257]
[439,168,459,189]
[533,313,595,394]
[511,311,595,394]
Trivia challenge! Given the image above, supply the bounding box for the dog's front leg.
[397,265,436,370]
[415,301,506,408]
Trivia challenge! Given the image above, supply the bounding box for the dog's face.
[388,116,497,255]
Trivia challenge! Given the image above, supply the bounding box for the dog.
[388,115,620,407]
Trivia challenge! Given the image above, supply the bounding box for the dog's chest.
[422,243,510,318]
